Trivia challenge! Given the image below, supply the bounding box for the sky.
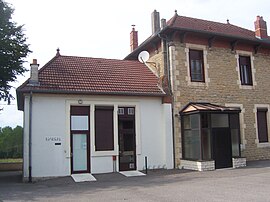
[0,0,270,128]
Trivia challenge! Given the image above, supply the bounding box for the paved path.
[0,160,270,201]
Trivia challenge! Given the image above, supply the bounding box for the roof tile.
[18,55,164,96]
[167,14,270,40]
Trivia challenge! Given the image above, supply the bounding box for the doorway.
[212,128,232,169]
[118,107,136,171]
[70,106,90,174]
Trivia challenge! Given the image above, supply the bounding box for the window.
[189,49,205,82]
[230,113,241,157]
[128,108,135,115]
[201,113,211,160]
[257,108,269,143]
[239,56,252,85]
[182,112,241,161]
[118,108,124,115]
[183,114,201,160]
[95,106,114,151]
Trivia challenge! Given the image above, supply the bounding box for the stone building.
[126,10,270,170]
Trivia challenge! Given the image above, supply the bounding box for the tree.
[0,125,23,158]
[0,0,31,104]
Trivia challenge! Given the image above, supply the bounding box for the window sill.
[239,85,254,90]
[257,142,270,148]
[188,81,207,87]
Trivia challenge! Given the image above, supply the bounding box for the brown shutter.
[257,109,268,143]
[71,106,89,116]
[95,106,114,151]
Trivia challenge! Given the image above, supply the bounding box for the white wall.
[22,94,173,178]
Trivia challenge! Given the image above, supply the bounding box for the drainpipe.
[29,91,33,182]
[158,33,176,168]
[168,42,176,169]
[28,59,39,182]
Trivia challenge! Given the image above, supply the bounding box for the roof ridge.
[38,53,61,74]
[171,15,255,33]
[167,11,178,26]
[55,54,148,64]
[16,53,61,91]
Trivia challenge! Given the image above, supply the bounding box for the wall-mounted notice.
[45,136,62,146]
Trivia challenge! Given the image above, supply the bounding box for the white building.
[17,51,174,181]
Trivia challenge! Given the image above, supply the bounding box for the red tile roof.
[125,13,270,60]
[17,54,165,97]
[167,13,270,41]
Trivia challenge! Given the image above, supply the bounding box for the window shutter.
[257,109,268,143]
[95,106,114,151]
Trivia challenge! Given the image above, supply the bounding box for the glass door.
[118,107,136,171]
[70,106,90,174]
[72,134,87,172]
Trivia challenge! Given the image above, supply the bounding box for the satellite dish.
[138,51,150,63]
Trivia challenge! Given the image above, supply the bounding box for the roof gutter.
[17,89,166,97]
[163,26,270,45]
[125,25,270,60]
[17,89,166,111]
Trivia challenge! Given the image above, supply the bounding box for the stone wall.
[146,34,270,167]
[170,41,270,166]
[232,158,247,168]
[180,160,215,171]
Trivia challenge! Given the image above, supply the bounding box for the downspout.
[168,41,176,169]
[28,91,33,182]
[158,34,176,168]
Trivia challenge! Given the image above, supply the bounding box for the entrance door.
[212,128,232,169]
[118,107,136,171]
[70,106,90,174]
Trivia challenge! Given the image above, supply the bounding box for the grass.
[0,158,23,163]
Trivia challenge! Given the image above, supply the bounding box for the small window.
[71,116,88,131]
[189,49,205,82]
[128,108,135,115]
[239,56,253,85]
[118,108,124,115]
[257,108,269,143]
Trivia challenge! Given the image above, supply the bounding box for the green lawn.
[0,158,23,163]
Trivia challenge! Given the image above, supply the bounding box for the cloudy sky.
[0,0,270,128]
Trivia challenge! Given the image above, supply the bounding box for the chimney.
[130,25,138,52]
[161,18,167,29]
[151,10,160,34]
[29,59,39,85]
[254,16,268,39]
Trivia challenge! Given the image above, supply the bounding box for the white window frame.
[185,43,210,87]
[128,108,135,115]
[118,108,124,115]
[235,51,256,90]
[65,100,141,158]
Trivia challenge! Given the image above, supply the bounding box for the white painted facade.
[22,94,173,179]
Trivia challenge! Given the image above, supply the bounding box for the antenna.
[138,51,150,63]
